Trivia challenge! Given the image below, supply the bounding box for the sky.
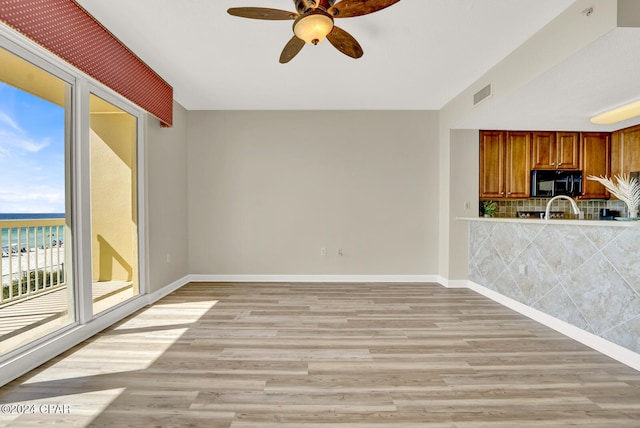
[0,82,65,213]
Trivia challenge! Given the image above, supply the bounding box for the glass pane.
[0,47,74,354]
[89,94,139,314]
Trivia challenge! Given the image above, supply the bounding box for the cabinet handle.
[551,162,555,166]
[501,192,505,195]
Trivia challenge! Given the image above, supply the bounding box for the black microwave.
[531,170,582,197]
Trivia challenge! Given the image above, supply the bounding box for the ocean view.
[1,214,66,287]
[0,213,65,220]
[1,213,65,251]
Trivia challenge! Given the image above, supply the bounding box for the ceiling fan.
[228,0,401,63]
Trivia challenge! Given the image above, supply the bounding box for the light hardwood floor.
[1,282,639,427]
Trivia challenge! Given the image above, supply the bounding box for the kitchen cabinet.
[531,131,580,170]
[479,131,504,199]
[479,130,531,199]
[580,132,610,199]
[611,124,640,177]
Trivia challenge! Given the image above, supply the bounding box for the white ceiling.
[74,1,640,131]
[458,27,640,132]
[74,1,573,107]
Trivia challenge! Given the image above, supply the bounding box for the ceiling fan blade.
[328,0,400,18]
[227,7,298,20]
[280,36,305,63]
[326,26,363,59]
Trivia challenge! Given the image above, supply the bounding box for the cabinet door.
[505,131,531,198]
[612,124,640,177]
[479,131,505,198]
[581,132,610,199]
[531,132,556,169]
[556,132,580,169]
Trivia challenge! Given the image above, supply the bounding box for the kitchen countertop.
[457,216,640,227]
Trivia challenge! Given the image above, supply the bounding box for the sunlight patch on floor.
[22,299,219,383]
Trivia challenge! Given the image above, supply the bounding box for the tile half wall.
[469,221,640,355]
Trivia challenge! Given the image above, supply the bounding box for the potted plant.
[482,200,498,217]
[587,173,640,219]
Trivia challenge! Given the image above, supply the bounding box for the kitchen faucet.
[544,195,583,220]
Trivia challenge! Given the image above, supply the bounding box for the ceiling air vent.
[473,83,492,106]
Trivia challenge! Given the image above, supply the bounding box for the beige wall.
[147,1,636,286]
[187,110,439,275]
[448,129,479,280]
[145,101,189,291]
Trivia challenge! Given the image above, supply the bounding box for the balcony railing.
[1,219,66,305]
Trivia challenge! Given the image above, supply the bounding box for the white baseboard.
[146,274,191,304]
[187,274,439,284]
[467,280,640,372]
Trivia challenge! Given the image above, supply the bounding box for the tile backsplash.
[483,198,628,220]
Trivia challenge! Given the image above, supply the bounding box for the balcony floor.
[0,281,134,353]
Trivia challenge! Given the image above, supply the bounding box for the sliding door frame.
[80,83,148,320]
[0,23,149,386]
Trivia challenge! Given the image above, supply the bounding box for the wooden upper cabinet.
[556,132,581,169]
[479,131,505,199]
[531,131,580,170]
[580,132,611,199]
[479,130,530,199]
[611,124,640,178]
[505,131,531,198]
[531,132,555,169]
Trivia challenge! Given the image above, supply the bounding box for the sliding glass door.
[89,93,140,315]
[0,46,74,354]
[0,34,145,362]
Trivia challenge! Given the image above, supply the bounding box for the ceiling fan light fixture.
[590,100,640,125]
[293,11,334,45]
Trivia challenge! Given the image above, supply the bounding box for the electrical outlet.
[337,248,343,256]
[464,201,471,210]
[320,247,327,256]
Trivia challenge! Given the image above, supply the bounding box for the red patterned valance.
[0,0,173,127]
